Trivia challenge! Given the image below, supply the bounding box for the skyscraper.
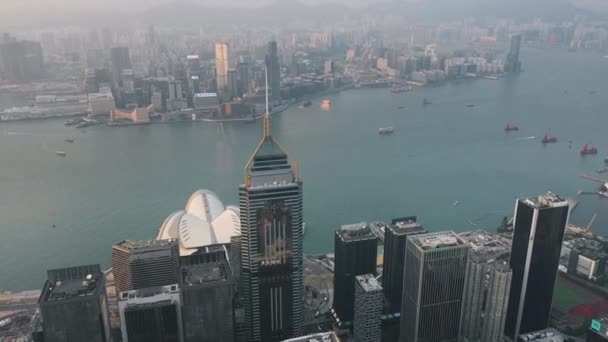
[266,41,281,102]
[505,34,522,73]
[215,42,229,97]
[239,69,304,341]
[332,222,378,324]
[0,39,44,81]
[38,264,110,342]
[459,231,511,342]
[110,46,131,84]
[382,217,426,314]
[504,193,569,340]
[228,69,238,100]
[180,246,234,342]
[118,284,183,342]
[354,274,383,342]
[112,239,180,293]
[400,231,468,342]
[481,262,513,342]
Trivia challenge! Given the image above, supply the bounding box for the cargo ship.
[581,144,598,155]
[542,133,557,144]
[504,123,519,131]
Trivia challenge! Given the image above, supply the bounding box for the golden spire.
[263,66,272,138]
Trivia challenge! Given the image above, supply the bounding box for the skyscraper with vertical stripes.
[239,68,303,341]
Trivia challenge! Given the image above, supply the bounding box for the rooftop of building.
[410,231,465,250]
[181,261,229,286]
[591,315,608,334]
[522,192,568,209]
[337,222,376,241]
[281,331,341,342]
[389,217,425,234]
[518,328,563,341]
[41,266,103,303]
[113,239,177,252]
[459,230,511,261]
[356,274,382,293]
[119,284,179,301]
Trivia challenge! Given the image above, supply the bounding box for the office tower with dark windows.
[505,33,522,73]
[459,231,512,342]
[112,239,180,293]
[237,62,250,97]
[504,193,569,340]
[215,42,229,97]
[110,46,131,84]
[239,70,303,341]
[228,69,238,100]
[118,284,183,342]
[180,246,234,342]
[38,264,110,342]
[266,41,281,102]
[382,217,426,314]
[332,222,378,324]
[354,274,383,342]
[400,231,468,342]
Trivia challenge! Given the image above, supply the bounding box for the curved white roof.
[157,189,240,256]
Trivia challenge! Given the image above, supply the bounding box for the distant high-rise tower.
[240,68,303,341]
[505,34,522,73]
[400,231,468,342]
[504,193,569,340]
[228,69,238,100]
[354,274,383,342]
[0,39,44,81]
[333,222,378,324]
[266,41,281,102]
[112,239,180,293]
[110,46,131,85]
[38,264,110,342]
[382,217,426,314]
[215,42,229,97]
[180,246,234,342]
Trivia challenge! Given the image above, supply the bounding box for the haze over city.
[1,0,608,341]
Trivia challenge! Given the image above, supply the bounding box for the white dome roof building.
[157,189,240,256]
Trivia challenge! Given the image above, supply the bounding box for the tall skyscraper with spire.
[239,68,304,341]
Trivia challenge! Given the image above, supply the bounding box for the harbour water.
[1,48,608,291]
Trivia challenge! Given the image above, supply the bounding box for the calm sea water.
[1,49,608,291]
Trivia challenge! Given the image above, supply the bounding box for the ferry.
[378,127,395,134]
[55,151,67,157]
[541,133,557,144]
[504,123,519,132]
[581,144,598,155]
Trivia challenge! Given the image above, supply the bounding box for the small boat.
[590,90,597,95]
[397,106,405,109]
[581,144,598,155]
[64,138,74,143]
[423,98,432,105]
[541,133,557,144]
[391,87,406,93]
[302,100,312,107]
[55,151,67,157]
[596,167,608,174]
[64,118,82,126]
[504,123,519,132]
[378,127,395,134]
[466,104,475,108]
[605,157,608,164]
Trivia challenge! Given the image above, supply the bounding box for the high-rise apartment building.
[215,42,229,97]
[354,274,383,342]
[332,222,378,324]
[400,231,468,342]
[38,264,110,342]
[180,246,234,342]
[504,193,569,340]
[239,69,303,341]
[112,239,180,293]
[118,284,183,342]
[266,41,281,102]
[382,217,426,314]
